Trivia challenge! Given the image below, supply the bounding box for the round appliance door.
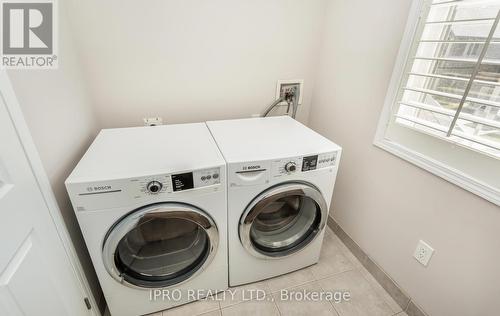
[103,203,218,289]
[239,182,328,259]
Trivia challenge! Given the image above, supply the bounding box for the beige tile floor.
[130,228,409,316]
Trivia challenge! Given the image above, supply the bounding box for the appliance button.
[285,162,297,173]
[206,175,212,180]
[201,176,206,181]
[147,181,162,194]
[212,173,219,179]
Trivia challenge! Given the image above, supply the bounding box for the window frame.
[374,0,500,206]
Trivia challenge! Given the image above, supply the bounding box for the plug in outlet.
[275,79,304,105]
[413,240,434,266]
[143,117,163,126]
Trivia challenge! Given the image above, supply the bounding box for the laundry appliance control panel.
[271,151,337,177]
[135,167,221,195]
[228,151,338,187]
[172,168,221,192]
[67,167,223,211]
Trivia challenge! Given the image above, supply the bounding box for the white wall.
[7,1,103,310]
[309,1,500,315]
[66,0,328,127]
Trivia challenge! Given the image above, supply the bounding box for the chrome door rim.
[103,203,219,289]
[239,182,327,259]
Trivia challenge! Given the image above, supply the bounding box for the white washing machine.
[66,123,228,316]
[207,116,341,286]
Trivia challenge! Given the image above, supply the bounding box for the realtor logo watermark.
[1,0,57,68]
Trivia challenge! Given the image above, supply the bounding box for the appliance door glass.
[103,203,218,288]
[240,182,327,258]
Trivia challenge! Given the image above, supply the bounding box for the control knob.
[285,162,297,173]
[147,181,163,194]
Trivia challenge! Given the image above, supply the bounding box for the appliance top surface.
[67,123,225,183]
[206,116,341,163]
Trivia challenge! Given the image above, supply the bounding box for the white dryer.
[66,123,227,316]
[207,116,341,286]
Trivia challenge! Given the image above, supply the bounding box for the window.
[375,0,500,206]
[398,0,500,157]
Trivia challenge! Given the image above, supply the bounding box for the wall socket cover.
[275,79,304,105]
[413,240,434,267]
[143,117,163,126]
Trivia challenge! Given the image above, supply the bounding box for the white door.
[0,78,92,315]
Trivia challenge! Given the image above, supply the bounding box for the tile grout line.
[267,264,356,296]
[270,291,283,316]
[312,267,354,283]
[220,287,267,310]
[269,272,342,316]
[308,242,358,316]
[355,265,402,315]
[316,272,342,316]
[310,265,357,282]
[404,298,411,313]
[267,276,315,293]
[219,291,280,315]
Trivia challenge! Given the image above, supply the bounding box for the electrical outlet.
[275,79,304,105]
[143,117,163,126]
[413,240,434,266]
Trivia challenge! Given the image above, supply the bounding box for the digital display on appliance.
[171,172,194,191]
[302,155,318,171]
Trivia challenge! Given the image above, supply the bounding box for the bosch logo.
[243,165,260,170]
[92,185,112,191]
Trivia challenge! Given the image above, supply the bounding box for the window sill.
[373,137,500,207]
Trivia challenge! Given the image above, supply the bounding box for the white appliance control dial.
[284,162,297,173]
[146,181,163,194]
